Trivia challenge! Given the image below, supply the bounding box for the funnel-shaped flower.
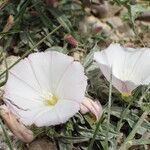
[94,43,150,95]
[3,51,87,127]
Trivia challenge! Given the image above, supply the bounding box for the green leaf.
[130,4,145,20]
[46,46,67,54]
[48,8,72,33]
[83,44,99,68]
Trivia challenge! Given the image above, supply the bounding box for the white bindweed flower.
[94,43,150,96]
[3,51,87,127]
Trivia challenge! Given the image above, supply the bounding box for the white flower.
[3,51,87,127]
[94,43,150,95]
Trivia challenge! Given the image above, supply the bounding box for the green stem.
[127,5,145,47]
[125,111,148,142]
[119,111,148,150]
[138,85,150,106]
[0,119,14,150]
[0,25,61,78]
[105,73,113,150]
[88,72,113,150]
[116,101,132,132]
[0,50,3,59]
[87,73,113,150]
[0,53,8,87]
[126,139,150,149]
[88,118,102,150]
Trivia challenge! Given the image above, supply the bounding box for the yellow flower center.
[122,92,131,97]
[121,92,132,102]
[44,93,58,106]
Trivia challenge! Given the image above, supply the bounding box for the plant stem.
[127,4,145,47]
[88,71,113,150]
[88,118,102,150]
[138,85,150,106]
[105,71,113,150]
[0,25,61,78]
[116,101,132,132]
[0,52,8,87]
[119,111,148,150]
[125,111,148,142]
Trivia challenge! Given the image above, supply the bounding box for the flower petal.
[7,58,42,93]
[4,92,43,110]
[34,100,79,127]
[28,51,75,94]
[28,51,54,92]
[50,51,74,91]
[98,63,138,94]
[20,108,48,126]
[4,72,42,103]
[55,61,87,102]
[94,43,150,94]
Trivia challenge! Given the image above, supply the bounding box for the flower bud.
[80,97,103,121]
[64,34,78,48]
[0,105,34,143]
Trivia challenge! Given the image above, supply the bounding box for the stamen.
[122,92,131,97]
[44,93,58,106]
